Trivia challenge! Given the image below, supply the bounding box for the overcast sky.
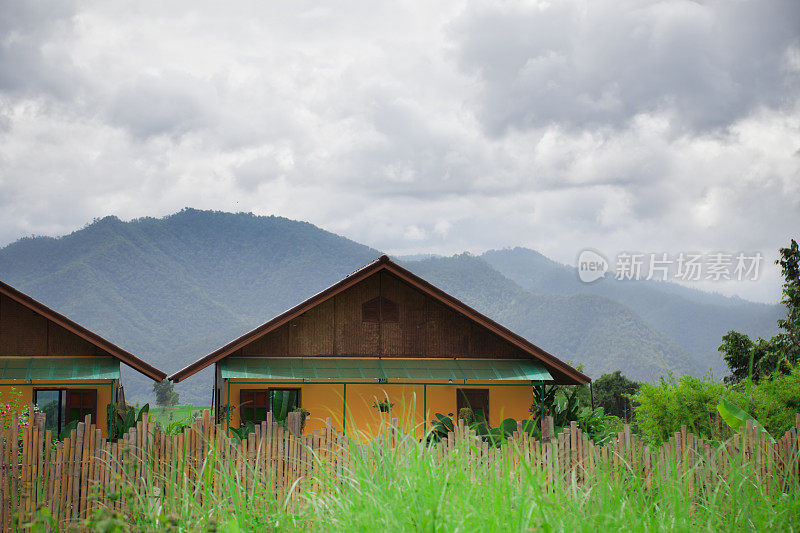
[1,0,798,303]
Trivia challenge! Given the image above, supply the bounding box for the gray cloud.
[0,0,79,97]
[450,0,800,135]
[106,73,218,139]
[0,0,798,303]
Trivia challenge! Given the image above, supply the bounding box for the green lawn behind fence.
[147,405,212,427]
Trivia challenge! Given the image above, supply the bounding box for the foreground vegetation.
[16,416,797,533]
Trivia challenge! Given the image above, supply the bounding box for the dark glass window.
[240,389,269,424]
[34,388,97,436]
[34,389,65,435]
[239,388,300,426]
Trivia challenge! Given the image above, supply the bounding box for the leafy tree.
[153,379,179,408]
[719,330,754,382]
[719,239,800,382]
[776,239,800,362]
[591,371,639,421]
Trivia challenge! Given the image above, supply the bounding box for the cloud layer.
[1,0,798,302]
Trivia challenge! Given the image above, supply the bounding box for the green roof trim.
[220,357,553,382]
[0,357,120,380]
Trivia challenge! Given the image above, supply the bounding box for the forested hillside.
[0,209,379,404]
[0,209,780,404]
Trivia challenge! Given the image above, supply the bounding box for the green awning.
[220,358,552,382]
[0,357,120,380]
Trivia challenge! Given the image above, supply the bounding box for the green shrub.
[633,367,800,445]
[632,373,729,444]
[735,365,800,437]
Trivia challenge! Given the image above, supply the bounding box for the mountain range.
[0,209,783,405]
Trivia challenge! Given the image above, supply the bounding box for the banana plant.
[58,420,79,441]
[426,414,534,448]
[229,421,256,442]
[271,390,294,423]
[106,402,149,440]
[717,399,775,443]
[426,413,455,443]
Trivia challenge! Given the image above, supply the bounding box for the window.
[66,389,97,425]
[457,388,489,425]
[34,388,98,436]
[239,388,300,426]
[34,389,65,435]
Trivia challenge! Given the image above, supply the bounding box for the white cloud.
[0,0,798,303]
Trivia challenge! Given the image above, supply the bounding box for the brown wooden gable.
[0,280,166,381]
[234,270,530,359]
[0,293,105,357]
[171,256,590,384]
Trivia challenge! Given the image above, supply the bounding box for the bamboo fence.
[1,410,798,530]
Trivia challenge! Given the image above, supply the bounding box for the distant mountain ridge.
[0,209,783,404]
[481,248,782,377]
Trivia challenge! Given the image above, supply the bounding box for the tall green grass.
[30,420,800,532]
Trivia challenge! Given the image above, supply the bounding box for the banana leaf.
[434,413,454,432]
[717,399,775,443]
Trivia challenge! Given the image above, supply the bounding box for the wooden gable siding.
[0,293,106,357]
[236,270,529,359]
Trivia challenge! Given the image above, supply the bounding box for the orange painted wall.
[226,380,346,434]
[422,384,533,428]
[0,379,116,437]
[225,379,535,439]
[344,383,425,439]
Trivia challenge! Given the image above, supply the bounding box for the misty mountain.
[481,248,783,376]
[0,209,780,404]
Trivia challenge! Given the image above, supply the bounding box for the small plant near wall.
[458,407,474,425]
[217,404,235,421]
[372,398,394,413]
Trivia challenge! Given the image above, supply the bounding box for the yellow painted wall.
[225,379,535,439]
[0,379,116,437]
